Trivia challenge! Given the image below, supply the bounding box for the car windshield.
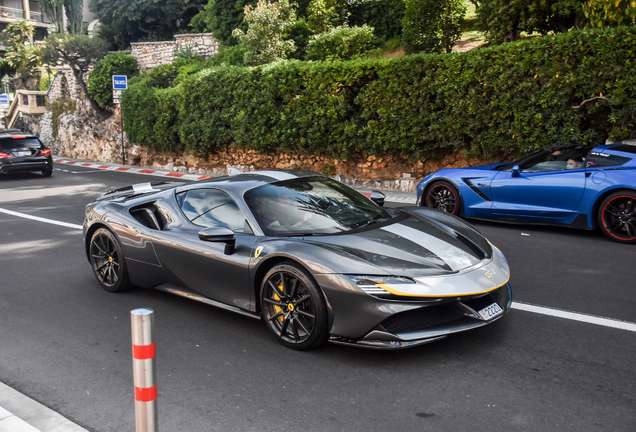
[244,177,390,236]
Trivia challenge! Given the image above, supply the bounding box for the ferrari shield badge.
[254,246,264,258]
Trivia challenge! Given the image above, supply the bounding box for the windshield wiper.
[352,217,386,229]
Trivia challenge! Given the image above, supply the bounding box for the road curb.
[53,156,418,205]
[0,382,89,432]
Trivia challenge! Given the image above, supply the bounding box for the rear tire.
[41,167,52,177]
[422,181,462,215]
[597,191,636,244]
[260,262,329,350]
[89,228,132,292]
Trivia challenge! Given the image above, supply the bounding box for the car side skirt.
[155,284,261,320]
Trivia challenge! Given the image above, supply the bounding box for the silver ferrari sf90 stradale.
[83,170,512,350]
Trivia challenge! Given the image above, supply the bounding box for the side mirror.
[511,165,521,178]
[370,190,386,207]
[198,226,236,255]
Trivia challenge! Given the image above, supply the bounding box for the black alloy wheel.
[425,181,461,215]
[598,192,636,244]
[260,262,329,350]
[89,228,132,292]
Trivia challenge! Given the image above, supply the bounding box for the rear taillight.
[0,152,11,159]
[39,148,51,156]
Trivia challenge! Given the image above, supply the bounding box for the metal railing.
[0,6,24,19]
[0,6,50,22]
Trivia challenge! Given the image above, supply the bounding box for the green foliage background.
[87,53,138,108]
[122,26,636,162]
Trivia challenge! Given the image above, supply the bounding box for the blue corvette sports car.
[416,143,636,244]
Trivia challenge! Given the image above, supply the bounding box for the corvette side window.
[178,189,245,232]
[521,148,588,173]
[585,152,631,168]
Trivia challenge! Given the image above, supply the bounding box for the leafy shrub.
[284,18,313,60]
[205,44,248,67]
[123,26,636,161]
[402,0,465,54]
[305,25,378,61]
[50,99,76,138]
[473,0,582,44]
[348,0,405,41]
[231,0,297,65]
[39,70,53,91]
[87,52,138,108]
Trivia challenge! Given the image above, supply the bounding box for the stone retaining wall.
[47,67,81,104]
[131,33,219,71]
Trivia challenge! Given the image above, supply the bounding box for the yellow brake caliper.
[274,281,284,322]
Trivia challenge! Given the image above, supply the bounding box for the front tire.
[423,181,461,215]
[260,262,329,350]
[89,228,132,292]
[598,192,636,244]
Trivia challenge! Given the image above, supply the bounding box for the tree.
[402,0,465,53]
[2,20,41,89]
[89,0,207,49]
[41,35,109,115]
[88,53,138,108]
[583,0,636,28]
[2,19,35,45]
[65,0,84,34]
[472,0,584,44]
[306,0,341,34]
[190,0,257,46]
[232,0,297,65]
[38,0,65,34]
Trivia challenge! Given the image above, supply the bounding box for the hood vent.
[455,232,487,260]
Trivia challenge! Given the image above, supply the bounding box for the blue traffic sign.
[112,75,128,90]
[0,94,8,104]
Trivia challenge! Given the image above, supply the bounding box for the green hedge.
[122,26,636,161]
[88,53,138,109]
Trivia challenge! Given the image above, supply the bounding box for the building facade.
[0,0,95,50]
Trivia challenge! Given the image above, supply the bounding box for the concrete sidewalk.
[0,382,89,432]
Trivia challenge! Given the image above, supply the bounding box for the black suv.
[0,130,53,177]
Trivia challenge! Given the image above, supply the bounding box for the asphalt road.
[0,165,635,432]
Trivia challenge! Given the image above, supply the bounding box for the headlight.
[344,275,417,299]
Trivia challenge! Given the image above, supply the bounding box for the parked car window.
[178,189,246,232]
[585,152,631,168]
[0,137,43,150]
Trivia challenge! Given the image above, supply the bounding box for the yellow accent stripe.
[375,275,511,298]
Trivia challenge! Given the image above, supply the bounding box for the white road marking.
[0,207,83,230]
[512,301,636,333]
[1,205,635,333]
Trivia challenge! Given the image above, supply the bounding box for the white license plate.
[478,303,503,321]
[16,151,30,156]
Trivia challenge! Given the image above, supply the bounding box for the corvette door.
[488,151,587,222]
[151,188,257,311]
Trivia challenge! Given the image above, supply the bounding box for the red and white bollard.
[131,308,158,432]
